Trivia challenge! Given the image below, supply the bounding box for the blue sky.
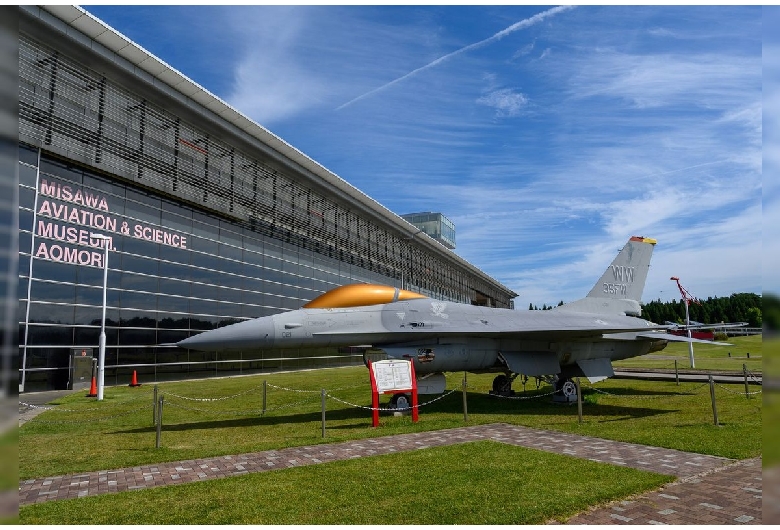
[765,7,780,300]
[82,5,763,307]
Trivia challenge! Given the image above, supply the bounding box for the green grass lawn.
[17,343,764,525]
[0,428,18,491]
[763,335,780,467]
[613,334,762,372]
[20,441,671,525]
[20,361,761,480]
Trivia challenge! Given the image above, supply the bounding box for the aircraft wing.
[311,321,671,343]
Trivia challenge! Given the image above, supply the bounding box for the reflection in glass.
[19,185,36,208]
[22,150,381,389]
[156,293,190,314]
[74,326,100,347]
[76,264,105,287]
[74,305,119,327]
[26,325,74,346]
[19,143,39,166]
[19,231,32,255]
[33,258,78,285]
[30,281,75,306]
[119,291,158,312]
[75,284,103,306]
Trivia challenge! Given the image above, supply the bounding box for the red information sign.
[368,359,418,427]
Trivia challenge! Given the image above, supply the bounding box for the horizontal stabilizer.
[627,331,731,345]
[666,321,748,331]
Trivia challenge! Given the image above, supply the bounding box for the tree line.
[530,292,763,328]
[640,293,761,327]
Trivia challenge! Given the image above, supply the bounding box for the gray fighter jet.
[178,236,717,401]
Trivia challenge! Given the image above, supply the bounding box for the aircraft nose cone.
[177,316,275,351]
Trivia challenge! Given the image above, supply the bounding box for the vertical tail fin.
[555,236,656,316]
[586,236,656,302]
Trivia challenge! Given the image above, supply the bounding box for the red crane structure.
[670,276,700,368]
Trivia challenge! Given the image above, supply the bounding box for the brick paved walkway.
[561,457,762,524]
[19,423,762,523]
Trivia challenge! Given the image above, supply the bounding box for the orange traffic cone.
[129,370,141,387]
[86,376,97,397]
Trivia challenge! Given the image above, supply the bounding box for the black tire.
[492,374,510,393]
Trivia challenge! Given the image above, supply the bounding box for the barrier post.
[155,396,164,448]
[709,375,719,426]
[321,389,326,438]
[674,360,679,386]
[576,378,583,424]
[462,374,468,423]
[262,380,267,415]
[743,364,749,399]
[368,361,380,427]
[410,362,419,423]
[152,385,158,426]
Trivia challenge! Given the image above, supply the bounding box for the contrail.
[335,5,576,111]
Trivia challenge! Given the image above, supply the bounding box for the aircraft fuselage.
[178,296,664,376]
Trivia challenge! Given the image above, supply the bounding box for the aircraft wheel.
[492,374,510,393]
[390,393,411,411]
[560,379,577,398]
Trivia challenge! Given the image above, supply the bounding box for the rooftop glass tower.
[401,212,456,250]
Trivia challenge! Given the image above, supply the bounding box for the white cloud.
[217,6,761,305]
[335,5,575,110]
[563,52,759,110]
[223,6,327,124]
[476,88,528,117]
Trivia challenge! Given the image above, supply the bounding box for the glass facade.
[19,145,405,390]
[17,18,516,391]
[401,212,456,250]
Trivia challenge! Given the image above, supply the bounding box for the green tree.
[746,307,762,327]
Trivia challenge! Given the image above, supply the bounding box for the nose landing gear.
[389,393,411,411]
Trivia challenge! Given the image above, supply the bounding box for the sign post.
[368,359,418,427]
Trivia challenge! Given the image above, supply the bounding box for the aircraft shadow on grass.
[112,389,676,434]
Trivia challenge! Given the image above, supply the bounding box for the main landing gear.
[490,373,518,397]
[489,373,578,403]
[553,376,578,403]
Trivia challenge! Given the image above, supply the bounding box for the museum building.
[17,6,517,392]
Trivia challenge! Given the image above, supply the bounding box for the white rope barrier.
[20,371,763,425]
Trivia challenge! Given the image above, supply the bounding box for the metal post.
[576,378,583,424]
[90,234,111,401]
[98,242,107,400]
[262,380,267,415]
[708,375,719,426]
[743,364,749,399]
[685,301,695,368]
[153,385,158,425]
[155,396,164,448]
[674,359,679,386]
[462,375,468,423]
[321,389,326,438]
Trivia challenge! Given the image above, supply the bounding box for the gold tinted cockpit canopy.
[303,284,427,309]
